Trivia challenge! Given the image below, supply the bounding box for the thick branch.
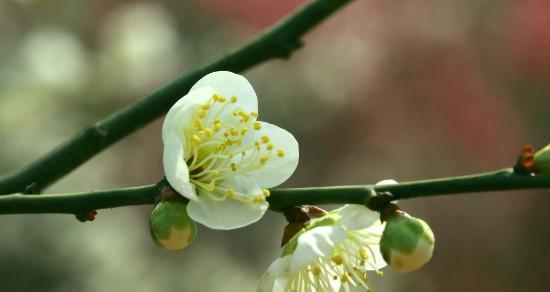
[0,0,353,195]
[1,168,549,215]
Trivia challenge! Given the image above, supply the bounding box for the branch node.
[367,191,394,212]
[22,182,40,195]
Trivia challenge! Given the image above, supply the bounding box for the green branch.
[0,0,353,195]
[0,168,548,215]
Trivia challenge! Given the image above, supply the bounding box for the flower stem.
[0,168,548,215]
[0,0,353,195]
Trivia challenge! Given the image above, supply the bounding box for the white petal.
[244,122,299,188]
[337,204,379,230]
[290,226,346,273]
[162,132,197,200]
[162,86,215,143]
[190,71,258,115]
[360,221,388,270]
[186,175,268,230]
[257,256,291,292]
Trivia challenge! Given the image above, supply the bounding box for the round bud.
[149,200,197,251]
[534,143,550,173]
[380,211,435,272]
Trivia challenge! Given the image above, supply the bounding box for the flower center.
[286,230,383,291]
[182,93,283,204]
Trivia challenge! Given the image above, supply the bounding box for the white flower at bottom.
[258,205,387,292]
[162,71,299,230]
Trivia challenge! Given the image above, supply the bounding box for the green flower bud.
[534,143,550,173]
[149,200,197,251]
[380,211,435,272]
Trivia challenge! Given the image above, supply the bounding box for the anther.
[260,157,269,165]
[198,110,207,118]
[212,93,220,101]
[201,104,210,110]
[191,135,201,144]
[250,111,258,117]
[261,135,270,144]
[359,249,369,260]
[253,122,262,130]
[230,96,238,103]
[277,149,285,157]
[203,128,213,137]
[312,266,321,276]
[262,189,270,197]
[227,189,236,198]
[267,143,274,151]
[230,128,239,136]
[241,129,248,136]
[332,254,343,265]
[231,163,237,172]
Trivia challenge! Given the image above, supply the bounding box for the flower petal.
[290,226,346,273]
[186,175,268,230]
[359,220,388,270]
[162,86,215,143]
[190,71,258,115]
[162,132,197,200]
[244,122,299,188]
[257,256,291,292]
[337,204,380,230]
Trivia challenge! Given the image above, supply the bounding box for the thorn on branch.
[273,39,304,59]
[22,182,40,195]
[75,210,98,222]
[513,145,535,174]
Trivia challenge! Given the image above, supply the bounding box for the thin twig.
[0,168,548,215]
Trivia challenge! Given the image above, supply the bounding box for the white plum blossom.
[258,204,387,292]
[162,71,299,230]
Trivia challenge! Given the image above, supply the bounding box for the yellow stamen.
[260,157,269,165]
[226,189,236,198]
[267,143,274,151]
[253,122,262,130]
[230,163,237,172]
[277,149,285,157]
[262,189,270,197]
[261,135,270,144]
[332,254,343,265]
[312,266,321,276]
[191,135,201,144]
[230,96,238,103]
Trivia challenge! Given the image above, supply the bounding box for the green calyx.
[534,144,550,173]
[380,213,434,260]
[149,200,198,251]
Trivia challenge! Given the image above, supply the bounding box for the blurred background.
[0,0,549,291]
